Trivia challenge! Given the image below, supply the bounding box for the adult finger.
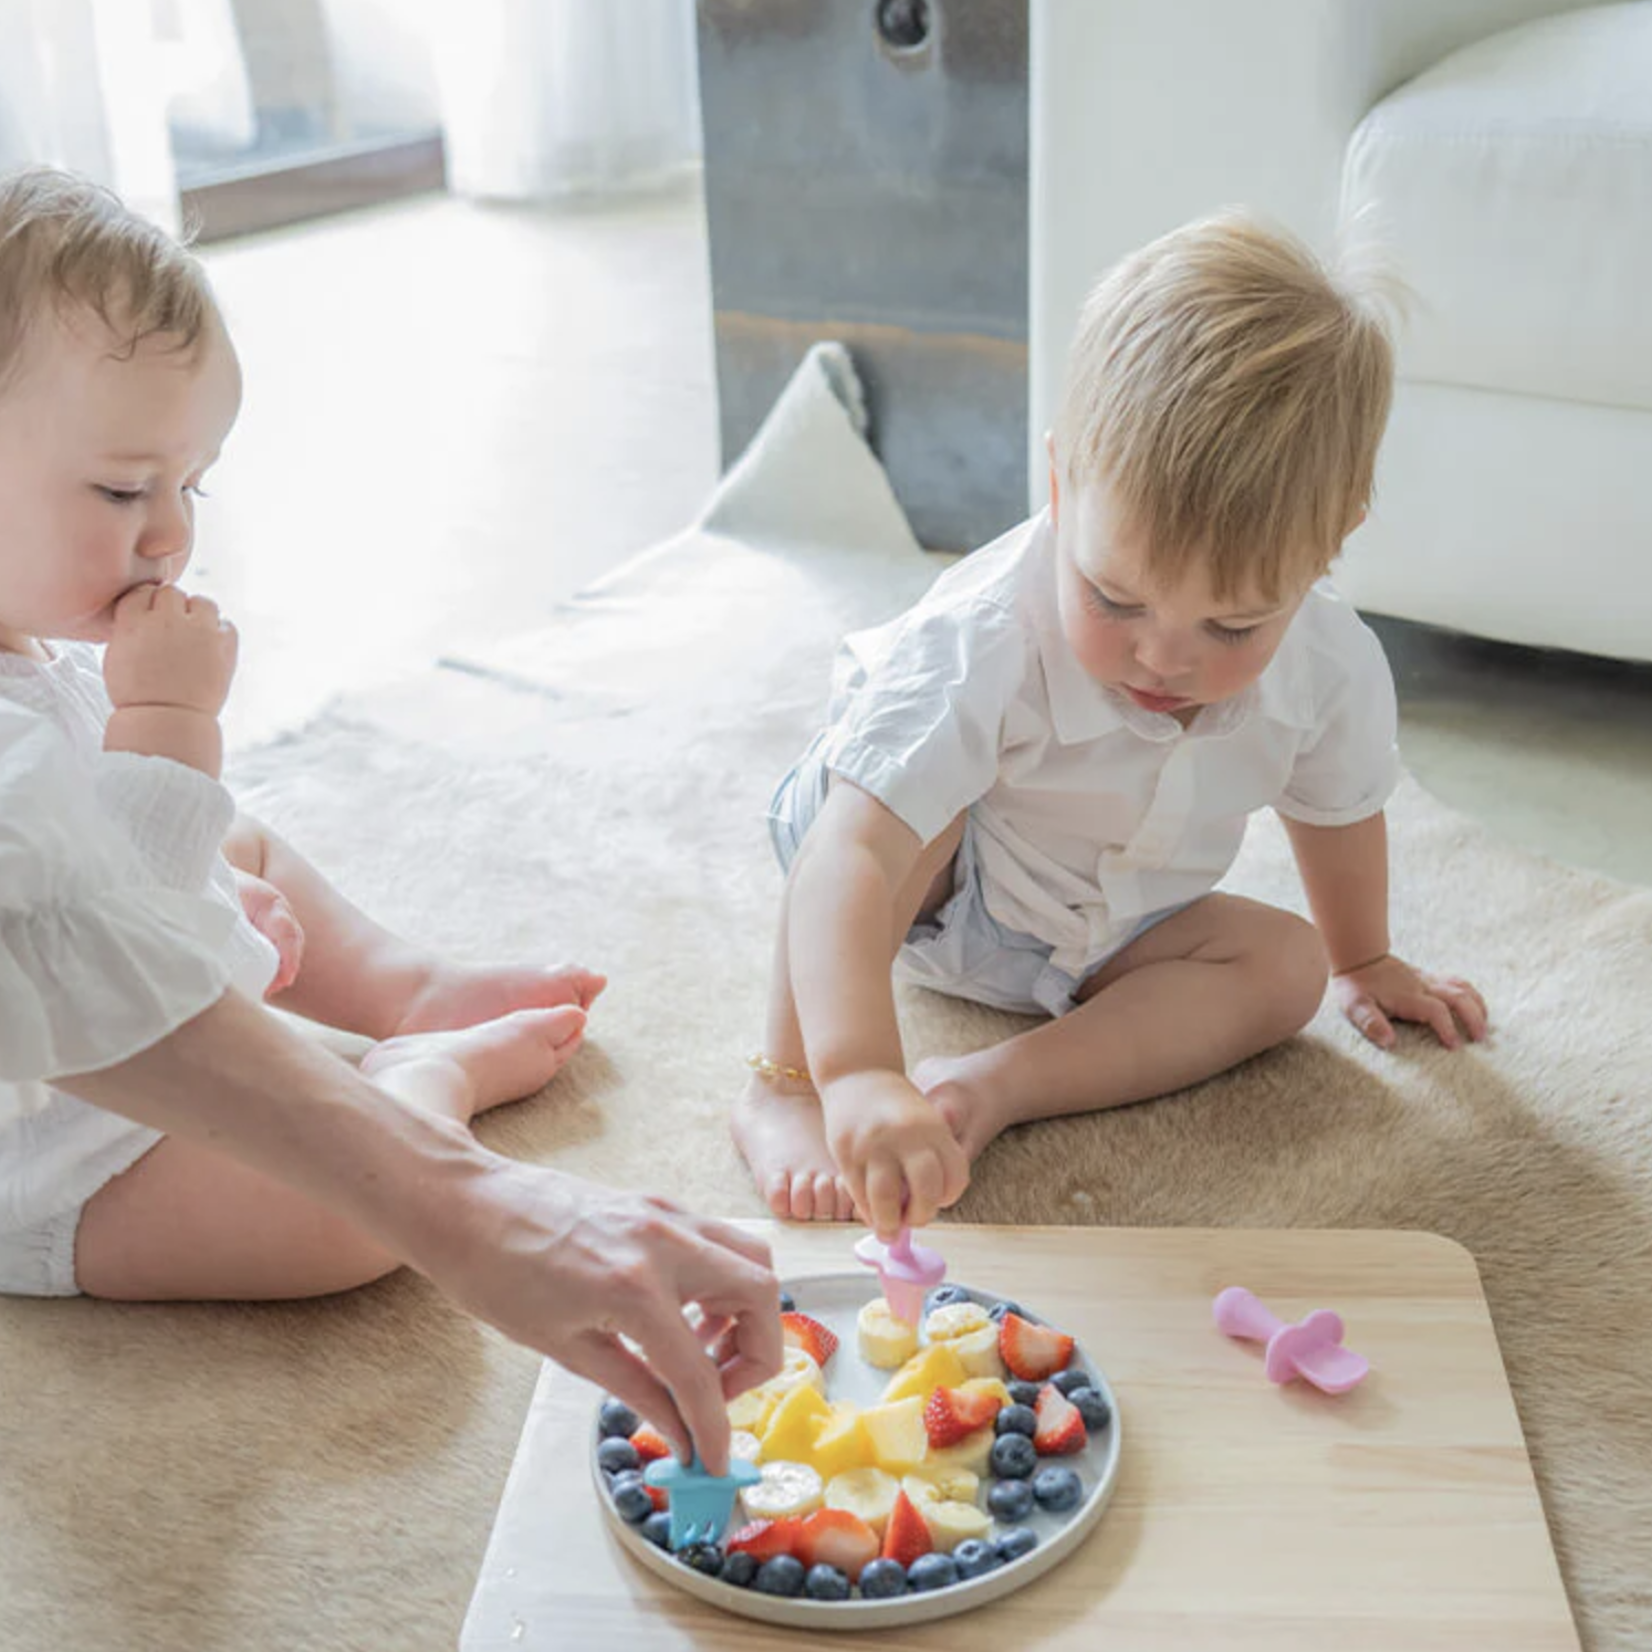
[623,1307,734,1477]
[686,1213,775,1274]
[562,1330,693,1463]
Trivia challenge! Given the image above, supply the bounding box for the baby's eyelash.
[1208,622,1261,645]
[97,485,143,504]
[1085,586,1142,618]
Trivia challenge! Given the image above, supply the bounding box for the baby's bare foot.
[911,1054,1014,1162]
[362,1006,586,1122]
[395,962,607,1037]
[731,1079,857,1223]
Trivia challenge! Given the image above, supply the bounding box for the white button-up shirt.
[821,512,1400,977]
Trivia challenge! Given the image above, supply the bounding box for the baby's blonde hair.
[0,166,218,391]
[1053,209,1398,603]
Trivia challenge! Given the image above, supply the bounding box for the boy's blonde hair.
[0,167,217,390]
[1053,209,1398,603]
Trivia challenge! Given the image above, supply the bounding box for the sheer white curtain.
[428,0,702,200]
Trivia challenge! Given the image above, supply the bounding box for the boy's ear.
[1045,432,1060,529]
[1348,502,1369,533]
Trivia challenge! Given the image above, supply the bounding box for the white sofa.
[1029,0,1652,664]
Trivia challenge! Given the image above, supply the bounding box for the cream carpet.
[1,348,1647,1652]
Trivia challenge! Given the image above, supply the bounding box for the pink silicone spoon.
[854,1226,945,1325]
[1213,1285,1370,1394]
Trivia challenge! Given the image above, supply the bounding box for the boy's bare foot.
[911,1054,1021,1162]
[731,1079,858,1223]
[394,962,607,1038]
[361,1006,587,1122]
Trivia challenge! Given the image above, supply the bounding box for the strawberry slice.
[629,1427,672,1465]
[880,1490,933,1568]
[645,1484,670,1511]
[794,1508,880,1582]
[779,1311,839,1367]
[998,1312,1075,1382]
[1033,1383,1088,1456]
[923,1383,1004,1448]
[725,1517,806,1560]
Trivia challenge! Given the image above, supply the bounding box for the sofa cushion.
[1343,2,1652,411]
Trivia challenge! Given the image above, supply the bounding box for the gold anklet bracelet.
[746,1053,814,1088]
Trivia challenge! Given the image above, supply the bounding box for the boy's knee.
[1268,910,1330,1032]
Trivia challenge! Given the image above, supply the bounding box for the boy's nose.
[1135,631,1193,682]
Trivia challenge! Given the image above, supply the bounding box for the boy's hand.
[1333,953,1488,1049]
[233,869,305,997]
[822,1070,970,1240]
[104,583,238,717]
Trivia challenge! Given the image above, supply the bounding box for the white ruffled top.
[0,643,277,1125]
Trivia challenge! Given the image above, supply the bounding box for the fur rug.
[0,348,1646,1651]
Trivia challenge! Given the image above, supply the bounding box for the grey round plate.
[594,1271,1121,1631]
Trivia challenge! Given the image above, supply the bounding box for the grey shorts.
[767,736,1179,1018]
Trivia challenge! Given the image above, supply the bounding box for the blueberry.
[1006,1380,1043,1408]
[804,1564,851,1601]
[1031,1466,1084,1513]
[678,1542,724,1577]
[994,1526,1039,1564]
[906,1553,960,1592]
[721,1550,758,1588]
[609,1473,653,1524]
[597,1437,641,1476]
[994,1403,1037,1439]
[987,1299,1026,1323]
[754,1554,807,1597]
[926,1284,973,1311]
[1050,1368,1091,1398]
[987,1477,1034,1522]
[857,1558,908,1599]
[1068,1386,1112,1430]
[642,1511,675,1548]
[952,1538,1002,1580]
[778,1291,796,1314]
[598,1398,640,1439]
[989,1432,1038,1480]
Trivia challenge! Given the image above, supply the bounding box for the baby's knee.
[1259,909,1330,1032]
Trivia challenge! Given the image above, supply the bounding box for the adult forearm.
[1281,810,1391,972]
[55,989,487,1271]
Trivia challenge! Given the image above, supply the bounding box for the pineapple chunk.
[859,1395,931,1472]
[922,1425,995,1477]
[810,1404,872,1480]
[879,1342,968,1405]
[758,1381,831,1464]
[728,1386,777,1433]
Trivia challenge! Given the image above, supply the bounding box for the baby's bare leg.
[916,895,1329,1160]
[74,1007,582,1301]
[225,814,603,1038]
[731,813,966,1224]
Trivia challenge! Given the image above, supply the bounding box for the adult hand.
[823,1068,970,1241]
[425,1162,783,1476]
[1333,953,1489,1049]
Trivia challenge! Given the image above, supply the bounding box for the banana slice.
[823,1466,901,1536]
[727,1387,775,1433]
[949,1324,1006,1380]
[924,1302,992,1343]
[904,1466,979,1504]
[765,1345,826,1398]
[741,1460,825,1521]
[857,1300,919,1370]
[919,1497,993,1553]
[729,1430,762,1463]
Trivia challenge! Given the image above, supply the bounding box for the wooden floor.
[196,184,1652,888]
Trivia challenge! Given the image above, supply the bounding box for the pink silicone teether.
[1213,1285,1370,1395]
[854,1226,945,1324]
